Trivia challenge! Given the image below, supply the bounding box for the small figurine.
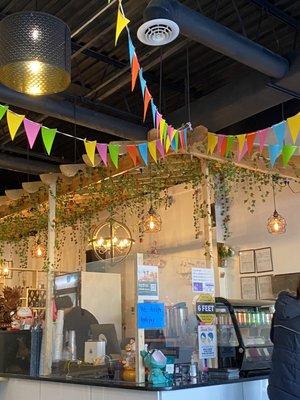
[140,348,169,385]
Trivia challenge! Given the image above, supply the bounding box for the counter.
[0,373,270,400]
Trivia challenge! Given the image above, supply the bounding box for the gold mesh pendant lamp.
[0,12,71,96]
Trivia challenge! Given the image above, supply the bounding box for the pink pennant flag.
[217,135,225,155]
[156,139,165,158]
[257,128,270,153]
[23,118,41,149]
[237,142,248,162]
[156,112,162,131]
[179,130,185,149]
[96,143,108,166]
[167,125,174,141]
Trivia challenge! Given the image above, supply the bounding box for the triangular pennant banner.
[159,119,166,143]
[156,112,162,131]
[217,135,225,155]
[287,113,300,144]
[156,139,165,158]
[143,87,152,122]
[207,133,218,154]
[165,135,171,153]
[171,130,178,152]
[246,132,256,154]
[236,134,246,153]
[96,143,108,166]
[150,100,157,128]
[282,144,297,167]
[148,140,157,163]
[220,136,227,157]
[84,139,97,166]
[167,125,174,141]
[115,6,130,46]
[126,144,139,166]
[139,68,146,98]
[131,53,140,92]
[23,118,41,149]
[7,110,25,141]
[183,128,188,148]
[108,144,119,168]
[0,104,8,121]
[268,143,282,167]
[138,143,148,165]
[272,121,286,145]
[225,136,234,157]
[128,35,135,66]
[257,128,270,153]
[179,130,186,149]
[41,126,57,155]
[237,142,248,162]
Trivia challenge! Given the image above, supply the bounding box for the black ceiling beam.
[248,0,300,30]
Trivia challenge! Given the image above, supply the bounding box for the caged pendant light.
[0,12,71,96]
[267,184,287,235]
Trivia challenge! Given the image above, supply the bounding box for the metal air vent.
[137,18,179,46]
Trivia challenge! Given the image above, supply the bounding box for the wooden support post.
[41,180,57,376]
[135,253,145,383]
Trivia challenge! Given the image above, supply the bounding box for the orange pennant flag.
[115,6,130,46]
[148,140,157,163]
[126,144,140,166]
[143,87,152,122]
[131,54,140,92]
[7,110,25,140]
[246,132,256,154]
[220,136,227,156]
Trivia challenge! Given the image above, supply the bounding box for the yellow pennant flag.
[148,140,157,163]
[115,5,130,46]
[6,110,25,140]
[84,139,97,166]
[287,113,300,144]
[165,135,171,153]
[207,132,218,154]
[236,134,246,153]
[159,119,166,143]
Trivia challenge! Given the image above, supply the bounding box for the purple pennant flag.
[237,142,248,162]
[156,139,165,158]
[257,128,270,153]
[23,118,41,149]
[96,143,108,166]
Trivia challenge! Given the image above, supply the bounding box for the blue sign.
[137,302,165,330]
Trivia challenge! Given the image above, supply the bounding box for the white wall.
[223,184,300,298]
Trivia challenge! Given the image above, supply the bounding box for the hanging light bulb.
[267,184,287,235]
[33,240,46,258]
[143,205,162,233]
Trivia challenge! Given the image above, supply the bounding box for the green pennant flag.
[0,104,8,121]
[225,135,234,157]
[41,127,57,155]
[163,122,168,143]
[282,144,297,167]
[174,130,179,151]
[108,143,119,168]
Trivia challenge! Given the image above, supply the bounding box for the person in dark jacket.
[268,284,300,400]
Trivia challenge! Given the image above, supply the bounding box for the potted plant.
[218,243,235,268]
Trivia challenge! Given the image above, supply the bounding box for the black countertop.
[0,372,269,391]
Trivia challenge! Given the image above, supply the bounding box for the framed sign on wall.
[241,276,257,300]
[255,247,273,273]
[239,250,255,274]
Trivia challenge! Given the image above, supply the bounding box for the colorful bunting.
[96,143,108,166]
[272,121,286,145]
[138,143,148,165]
[126,144,139,166]
[257,128,270,153]
[131,54,140,92]
[246,132,256,154]
[287,113,300,144]
[237,142,248,162]
[156,112,162,131]
[7,110,25,141]
[220,136,227,157]
[171,130,179,152]
[282,144,297,167]
[225,136,234,157]
[115,5,130,46]
[109,144,119,168]
[0,105,8,121]
[268,144,282,167]
[143,87,152,122]
[165,135,171,153]
[128,35,135,66]
[41,127,57,155]
[159,119,166,143]
[207,133,218,154]
[23,118,41,149]
[156,139,165,158]
[150,99,157,128]
[217,135,225,155]
[148,140,157,163]
[84,140,97,166]
[138,68,146,97]
[236,134,246,153]
[168,125,174,141]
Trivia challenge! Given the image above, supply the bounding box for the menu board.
[241,276,257,299]
[255,247,273,273]
[257,275,274,300]
[239,250,255,274]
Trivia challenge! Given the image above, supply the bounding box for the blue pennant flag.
[138,143,148,165]
[171,136,177,151]
[128,34,135,66]
[183,128,188,147]
[272,121,287,145]
[139,68,147,98]
[268,143,282,167]
[150,99,157,128]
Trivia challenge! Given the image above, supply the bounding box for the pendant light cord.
[272,183,277,211]
[159,48,163,112]
[186,47,191,123]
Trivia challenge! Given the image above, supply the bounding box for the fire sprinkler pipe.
[143,0,289,79]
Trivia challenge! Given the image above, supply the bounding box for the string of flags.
[0,104,190,169]
[207,112,300,167]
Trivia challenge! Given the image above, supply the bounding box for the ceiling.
[0,0,299,194]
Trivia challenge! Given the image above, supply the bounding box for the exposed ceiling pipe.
[142,0,289,79]
[0,153,59,174]
[0,84,147,141]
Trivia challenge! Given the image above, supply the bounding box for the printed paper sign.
[137,302,165,329]
[198,325,217,360]
[137,265,159,300]
[192,267,215,293]
[196,293,215,324]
